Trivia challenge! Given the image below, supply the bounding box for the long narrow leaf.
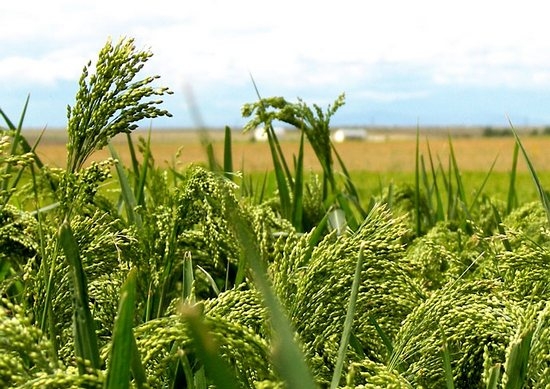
[105,268,144,389]
[468,155,498,214]
[507,142,519,214]
[447,134,469,219]
[292,130,305,230]
[125,132,141,183]
[504,328,533,389]
[133,129,152,208]
[109,144,142,228]
[426,140,444,222]
[59,220,100,372]
[180,304,241,389]
[485,364,501,389]
[228,208,316,389]
[368,315,394,357]
[439,326,455,389]
[223,125,234,180]
[510,121,550,225]
[330,243,365,389]
[414,127,422,235]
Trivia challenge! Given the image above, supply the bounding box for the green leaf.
[504,328,533,389]
[223,125,234,180]
[180,304,242,389]
[440,326,455,389]
[330,243,365,389]
[228,208,317,389]
[109,143,142,228]
[105,268,146,389]
[59,220,100,373]
[486,364,501,389]
[507,142,519,214]
[291,130,305,230]
[510,120,550,225]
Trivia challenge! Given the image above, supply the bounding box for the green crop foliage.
[4,36,550,389]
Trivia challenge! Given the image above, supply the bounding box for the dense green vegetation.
[2,37,550,388]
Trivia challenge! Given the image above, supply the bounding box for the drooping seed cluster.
[66,37,172,173]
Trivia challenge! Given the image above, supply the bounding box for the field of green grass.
[3,37,550,388]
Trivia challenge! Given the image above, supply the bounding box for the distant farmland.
[29,127,550,173]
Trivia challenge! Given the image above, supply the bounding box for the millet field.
[3,37,550,388]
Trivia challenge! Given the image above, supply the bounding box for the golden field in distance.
[24,126,550,173]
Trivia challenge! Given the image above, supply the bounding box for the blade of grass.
[182,252,195,301]
[197,265,220,296]
[291,130,305,230]
[510,120,550,224]
[59,220,100,373]
[504,328,533,389]
[125,132,141,183]
[507,142,519,214]
[105,268,147,389]
[267,129,292,221]
[330,243,365,389]
[109,144,142,228]
[134,128,153,208]
[447,134,470,221]
[468,154,498,214]
[439,326,455,389]
[368,315,394,357]
[180,304,241,389]
[223,126,234,181]
[485,364,501,389]
[426,140,445,223]
[332,143,366,218]
[414,127,422,235]
[228,208,317,389]
[492,204,512,252]
[419,154,435,227]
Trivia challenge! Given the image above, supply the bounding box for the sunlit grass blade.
[267,127,292,222]
[327,206,347,236]
[129,128,152,208]
[448,134,470,221]
[59,220,100,373]
[249,74,293,183]
[223,125,234,180]
[182,252,195,301]
[291,130,305,229]
[414,127,422,235]
[492,204,512,252]
[105,268,147,389]
[439,326,455,389]
[180,304,241,389]
[419,155,435,226]
[330,243,364,389]
[485,364,501,389]
[368,315,394,358]
[507,142,519,214]
[426,140,444,223]
[510,121,550,224]
[1,126,48,208]
[109,144,142,228]
[504,328,533,389]
[468,155,498,214]
[332,143,366,218]
[197,265,220,296]
[229,208,317,389]
[125,132,141,183]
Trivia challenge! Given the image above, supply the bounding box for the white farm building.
[331,128,368,143]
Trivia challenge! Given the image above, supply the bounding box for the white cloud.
[2,0,550,127]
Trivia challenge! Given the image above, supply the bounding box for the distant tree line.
[482,126,550,137]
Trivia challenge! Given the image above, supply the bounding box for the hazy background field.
[28,126,550,173]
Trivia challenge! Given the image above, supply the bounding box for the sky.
[1,0,550,130]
